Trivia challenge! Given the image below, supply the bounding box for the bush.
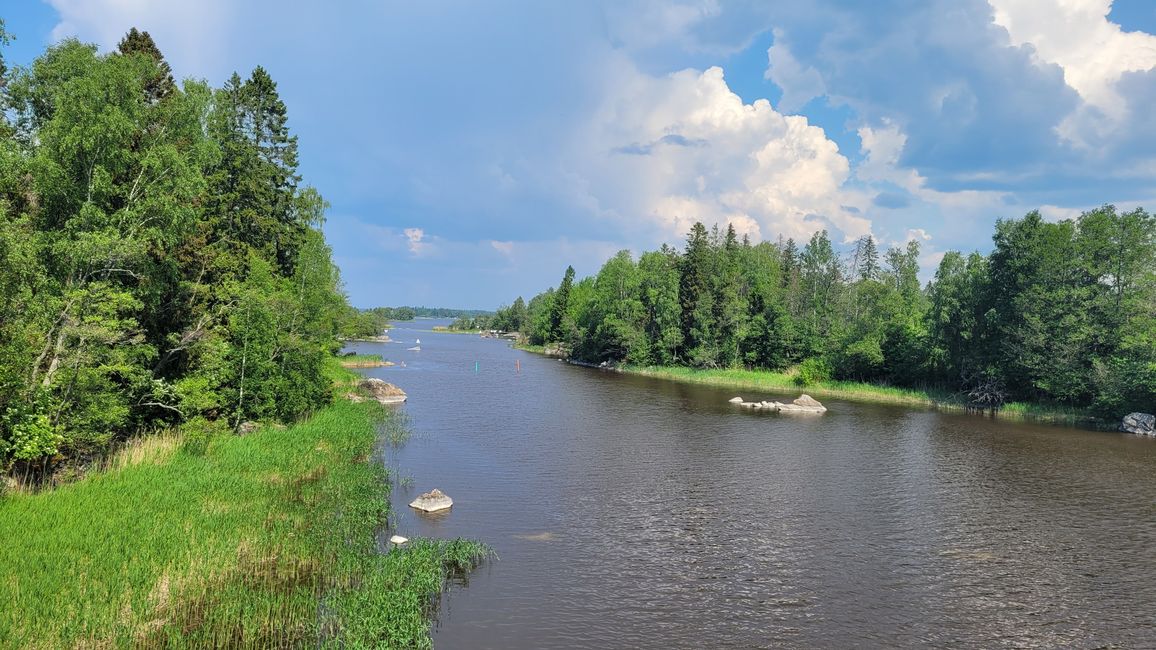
[835,337,885,381]
[795,357,832,386]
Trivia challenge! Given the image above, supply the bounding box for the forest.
[0,26,352,476]
[483,211,1155,418]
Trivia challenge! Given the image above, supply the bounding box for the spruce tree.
[116,28,175,103]
[858,235,879,281]
[548,266,575,342]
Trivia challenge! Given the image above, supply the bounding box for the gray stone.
[778,395,827,414]
[1121,412,1155,436]
[728,396,744,404]
[410,488,453,512]
[389,535,409,545]
[793,394,824,408]
[237,421,260,436]
[357,378,407,404]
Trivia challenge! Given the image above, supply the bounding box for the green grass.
[0,397,490,648]
[623,365,1101,425]
[622,364,945,406]
[338,353,391,368]
[430,326,482,335]
[538,360,1100,427]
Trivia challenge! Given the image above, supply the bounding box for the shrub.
[795,357,832,386]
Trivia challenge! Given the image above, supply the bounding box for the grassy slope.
[0,365,488,648]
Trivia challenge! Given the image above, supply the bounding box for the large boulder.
[1121,412,1155,436]
[357,378,407,404]
[778,394,827,414]
[410,488,453,512]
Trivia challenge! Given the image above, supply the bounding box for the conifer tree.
[116,28,175,103]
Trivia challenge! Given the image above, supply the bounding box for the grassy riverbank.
[621,365,1098,426]
[514,344,1099,427]
[0,370,488,648]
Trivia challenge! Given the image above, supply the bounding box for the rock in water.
[728,396,744,404]
[1121,412,1155,436]
[357,378,407,404]
[410,488,453,512]
[389,535,409,545]
[777,394,827,414]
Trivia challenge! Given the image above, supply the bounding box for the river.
[344,319,1156,648]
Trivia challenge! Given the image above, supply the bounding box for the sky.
[4,0,1156,309]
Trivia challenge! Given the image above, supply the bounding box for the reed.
[0,397,490,648]
[338,353,392,368]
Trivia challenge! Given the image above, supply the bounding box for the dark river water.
[345,319,1156,649]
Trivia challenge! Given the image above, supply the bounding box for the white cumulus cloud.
[990,0,1156,144]
[576,64,871,244]
[765,29,826,113]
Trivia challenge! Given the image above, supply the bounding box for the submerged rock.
[728,396,745,404]
[357,378,407,404]
[410,488,453,512]
[1121,412,1155,436]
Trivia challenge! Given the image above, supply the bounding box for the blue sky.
[5,1,1156,309]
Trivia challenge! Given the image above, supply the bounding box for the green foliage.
[795,357,832,387]
[0,401,490,648]
[501,208,1153,420]
[0,30,351,471]
[3,412,61,462]
[834,337,885,382]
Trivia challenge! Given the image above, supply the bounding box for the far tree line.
[475,208,1155,418]
[340,306,493,338]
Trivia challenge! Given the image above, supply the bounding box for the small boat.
[407,345,421,351]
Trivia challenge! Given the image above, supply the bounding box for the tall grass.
[0,399,490,648]
[339,353,391,368]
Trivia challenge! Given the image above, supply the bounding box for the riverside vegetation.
[0,24,488,648]
[0,369,491,648]
[476,212,1155,422]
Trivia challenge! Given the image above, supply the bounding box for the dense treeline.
[507,211,1155,418]
[0,27,353,474]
